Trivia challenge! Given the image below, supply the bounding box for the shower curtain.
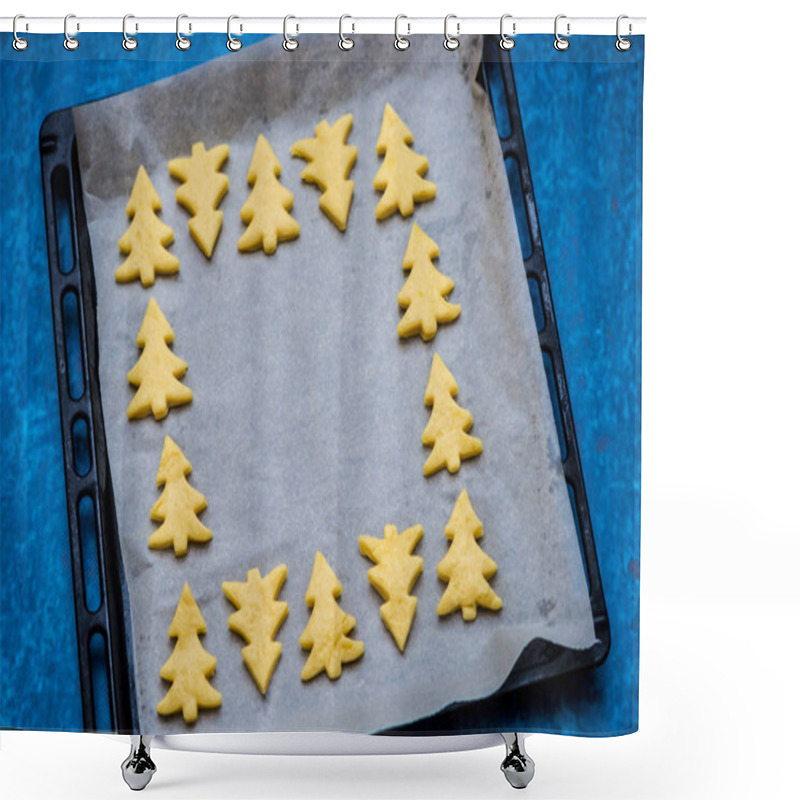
[0,29,643,738]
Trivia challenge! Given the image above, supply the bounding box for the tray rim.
[38,38,610,735]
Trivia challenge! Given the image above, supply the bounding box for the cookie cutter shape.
[117,166,179,287]
[148,436,212,557]
[157,582,222,723]
[437,489,502,621]
[169,142,230,258]
[299,552,364,681]
[223,565,289,694]
[359,524,424,652]
[291,114,358,232]
[422,353,482,476]
[238,134,300,254]
[397,223,460,341]
[374,103,436,219]
[126,297,193,421]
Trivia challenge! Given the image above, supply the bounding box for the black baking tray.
[39,37,609,735]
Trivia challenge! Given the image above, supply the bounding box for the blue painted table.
[0,33,642,735]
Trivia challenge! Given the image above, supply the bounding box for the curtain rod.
[1,16,646,37]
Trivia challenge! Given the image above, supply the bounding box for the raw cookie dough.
[359,524,423,652]
[291,113,358,231]
[148,435,212,557]
[437,489,503,621]
[168,142,230,258]
[397,222,460,341]
[238,134,300,254]
[422,353,482,476]
[116,165,179,287]
[299,552,364,681]
[157,582,222,723]
[126,297,193,420]
[374,103,436,219]
[222,565,289,695]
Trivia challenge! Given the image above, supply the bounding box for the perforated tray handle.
[482,41,611,681]
[40,108,136,734]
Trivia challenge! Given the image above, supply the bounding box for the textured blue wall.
[0,33,641,734]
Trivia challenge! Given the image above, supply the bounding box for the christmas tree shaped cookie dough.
[222,565,289,694]
[126,297,192,420]
[117,166,179,287]
[373,103,436,219]
[299,552,364,681]
[437,490,502,621]
[157,583,222,723]
[148,436,212,557]
[422,353,482,476]
[238,134,300,254]
[291,113,358,231]
[397,223,460,341]
[168,142,230,258]
[359,524,423,652]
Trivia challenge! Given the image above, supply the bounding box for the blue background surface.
[0,34,642,735]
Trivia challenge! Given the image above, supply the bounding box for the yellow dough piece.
[238,134,300,254]
[291,114,358,231]
[222,566,289,695]
[437,490,502,621]
[373,103,436,219]
[359,524,423,652]
[117,166,179,287]
[397,223,460,341]
[168,142,230,258]
[299,552,364,681]
[126,297,193,420]
[148,436,212,557]
[422,353,482,476]
[157,582,222,723]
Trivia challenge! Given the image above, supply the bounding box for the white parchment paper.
[72,34,596,734]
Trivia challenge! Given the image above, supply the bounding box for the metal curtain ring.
[227,15,242,51]
[554,14,570,51]
[339,15,354,50]
[64,14,79,51]
[499,14,515,51]
[394,15,410,51]
[616,14,632,51]
[176,14,191,50]
[443,14,459,51]
[12,15,29,51]
[283,16,299,51]
[122,14,138,51]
